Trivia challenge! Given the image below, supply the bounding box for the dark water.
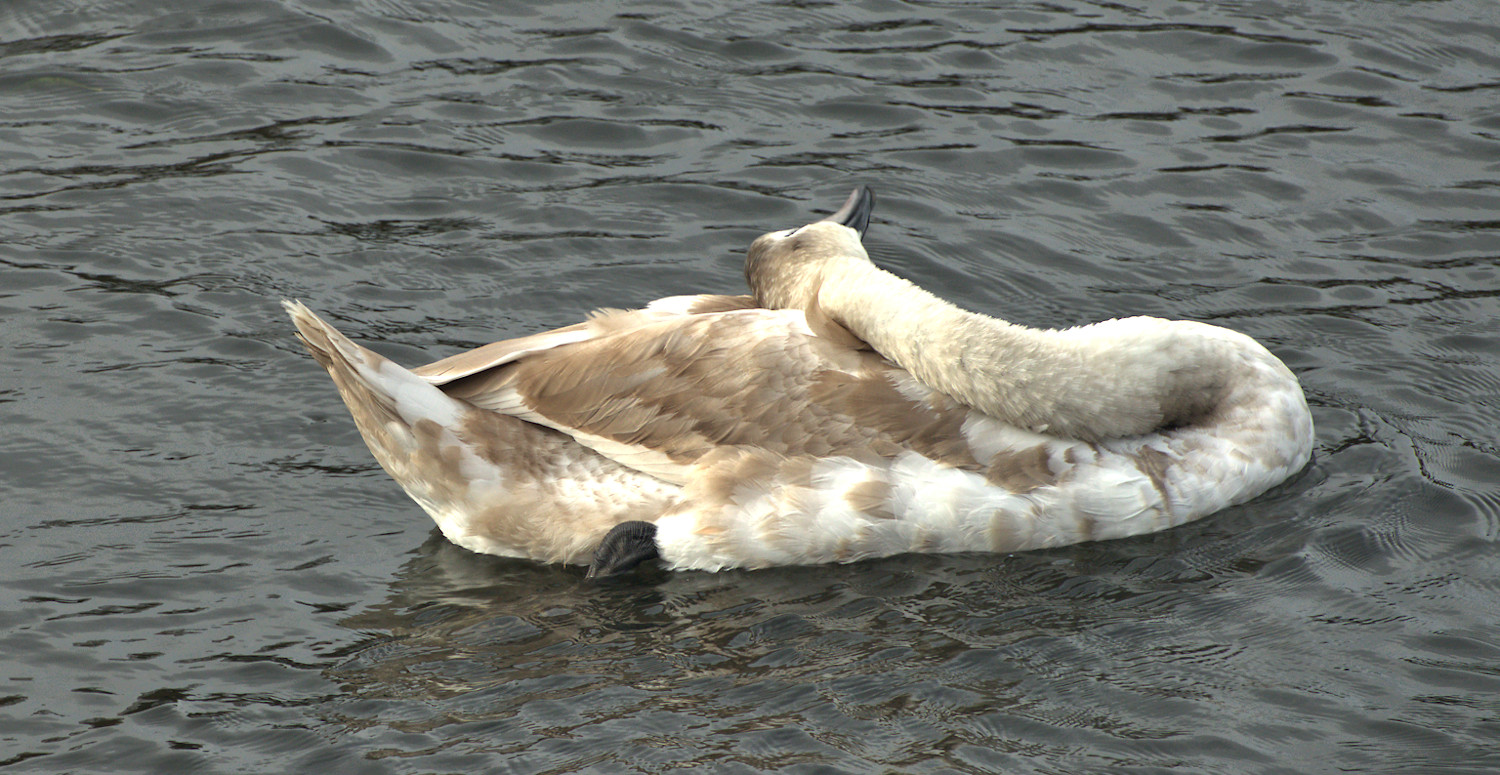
[3,0,1499,772]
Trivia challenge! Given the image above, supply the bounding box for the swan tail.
[283,301,474,534]
[284,301,683,565]
[283,299,342,372]
[284,300,461,430]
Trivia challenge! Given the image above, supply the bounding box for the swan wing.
[427,302,1004,487]
[412,295,757,384]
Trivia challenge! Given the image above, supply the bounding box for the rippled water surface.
[4,0,1500,772]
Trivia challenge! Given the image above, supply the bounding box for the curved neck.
[816,260,1233,441]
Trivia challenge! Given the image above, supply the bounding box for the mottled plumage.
[286,187,1313,574]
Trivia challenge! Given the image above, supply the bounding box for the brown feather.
[438,309,1001,481]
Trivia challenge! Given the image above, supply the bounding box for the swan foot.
[586,521,660,578]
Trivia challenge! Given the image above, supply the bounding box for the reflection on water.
[2,0,1499,771]
[326,519,1498,772]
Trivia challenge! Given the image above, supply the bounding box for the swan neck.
[817,261,1234,441]
[820,261,1030,373]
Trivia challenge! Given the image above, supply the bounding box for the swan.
[285,187,1313,577]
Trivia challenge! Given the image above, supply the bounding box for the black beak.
[820,186,875,237]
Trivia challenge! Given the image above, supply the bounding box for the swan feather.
[286,187,1313,574]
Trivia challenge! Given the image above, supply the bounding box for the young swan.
[291,187,1312,578]
[746,187,1245,443]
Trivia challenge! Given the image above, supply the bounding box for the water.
[2,0,1498,771]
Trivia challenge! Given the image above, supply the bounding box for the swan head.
[746,186,875,311]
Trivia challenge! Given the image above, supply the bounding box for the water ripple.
[2,0,1499,772]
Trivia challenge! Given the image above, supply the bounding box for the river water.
[3,1,1499,772]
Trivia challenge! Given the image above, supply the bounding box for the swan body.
[287,188,1313,575]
